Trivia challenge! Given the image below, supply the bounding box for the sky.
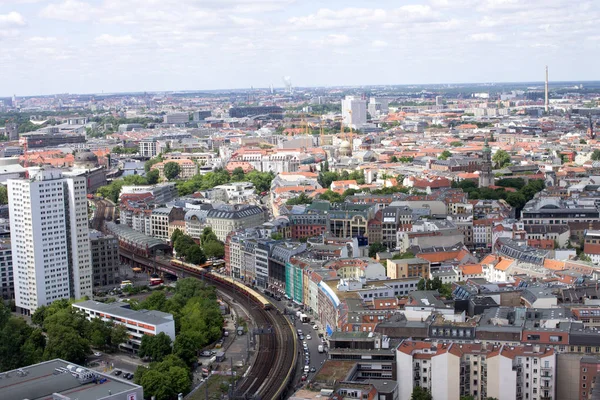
[0,0,598,96]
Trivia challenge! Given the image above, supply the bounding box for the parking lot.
[86,352,148,381]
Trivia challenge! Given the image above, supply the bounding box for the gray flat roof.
[0,359,141,400]
[73,300,174,326]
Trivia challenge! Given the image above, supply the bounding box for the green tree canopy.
[186,244,207,265]
[139,332,172,362]
[173,332,198,367]
[286,192,313,205]
[203,240,225,259]
[200,227,218,246]
[411,386,433,400]
[319,189,344,203]
[230,167,245,181]
[137,358,191,400]
[0,186,7,205]
[492,149,511,168]
[171,228,184,245]
[592,149,600,161]
[43,325,90,365]
[368,242,387,258]
[438,150,452,160]
[174,235,196,256]
[163,162,181,181]
[146,169,160,185]
[145,155,164,173]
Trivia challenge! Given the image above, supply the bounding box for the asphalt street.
[266,295,328,385]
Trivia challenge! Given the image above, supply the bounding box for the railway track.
[117,248,296,399]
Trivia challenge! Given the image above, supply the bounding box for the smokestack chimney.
[545,66,549,113]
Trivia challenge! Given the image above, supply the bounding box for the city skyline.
[0,0,598,96]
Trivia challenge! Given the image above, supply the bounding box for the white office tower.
[8,168,93,315]
[341,96,367,129]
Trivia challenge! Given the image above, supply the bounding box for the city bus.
[120,280,133,289]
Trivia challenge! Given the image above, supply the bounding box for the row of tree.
[129,278,224,399]
[176,167,274,197]
[452,179,545,213]
[97,172,160,202]
[319,162,366,188]
[0,299,129,372]
[171,227,225,265]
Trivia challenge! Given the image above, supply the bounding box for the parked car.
[301,374,307,381]
[306,334,312,340]
[313,324,319,330]
[310,366,316,373]
[304,365,310,373]
[200,351,212,357]
[93,351,101,357]
[113,370,122,376]
[125,373,133,380]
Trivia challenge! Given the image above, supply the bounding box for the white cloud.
[371,40,388,48]
[469,32,500,42]
[40,0,95,21]
[95,34,138,46]
[0,11,25,27]
[28,36,57,43]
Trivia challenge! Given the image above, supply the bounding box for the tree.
[438,150,452,160]
[450,141,464,147]
[390,156,399,163]
[411,386,433,400]
[203,240,225,259]
[592,149,600,161]
[286,192,313,205]
[417,279,426,291]
[0,186,7,205]
[43,325,90,365]
[171,228,184,245]
[200,227,219,246]
[580,139,587,144]
[186,244,207,265]
[173,332,198,366]
[368,242,387,258]
[139,332,172,362]
[271,232,284,240]
[146,169,160,185]
[138,358,191,400]
[231,167,245,181]
[139,291,168,311]
[319,189,344,203]
[492,149,511,168]
[580,253,592,262]
[174,235,196,256]
[110,324,129,350]
[145,155,164,173]
[163,162,181,181]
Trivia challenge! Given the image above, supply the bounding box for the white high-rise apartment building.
[341,95,367,129]
[8,168,93,315]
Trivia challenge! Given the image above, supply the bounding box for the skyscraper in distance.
[341,96,367,129]
[8,168,93,315]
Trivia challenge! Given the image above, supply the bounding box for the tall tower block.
[545,66,549,113]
